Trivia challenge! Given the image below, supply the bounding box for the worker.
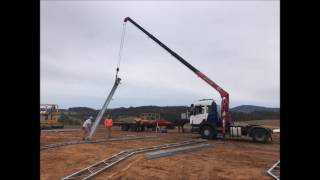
[134,115,142,132]
[82,116,93,140]
[104,115,113,138]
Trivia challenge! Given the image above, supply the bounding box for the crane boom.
[124,17,230,136]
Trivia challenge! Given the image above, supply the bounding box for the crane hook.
[115,67,119,79]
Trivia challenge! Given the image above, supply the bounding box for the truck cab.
[189,99,220,125]
[187,99,272,143]
[188,99,222,138]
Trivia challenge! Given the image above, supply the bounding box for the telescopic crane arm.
[124,17,230,135]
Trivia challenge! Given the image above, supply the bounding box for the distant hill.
[106,106,188,122]
[230,105,279,113]
[59,105,279,125]
[68,107,97,114]
[60,106,189,125]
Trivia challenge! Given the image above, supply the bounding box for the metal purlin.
[61,139,207,180]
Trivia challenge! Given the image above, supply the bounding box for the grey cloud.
[41,1,279,109]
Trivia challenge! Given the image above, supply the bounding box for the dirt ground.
[40,120,280,180]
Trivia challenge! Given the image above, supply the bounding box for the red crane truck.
[123,17,273,143]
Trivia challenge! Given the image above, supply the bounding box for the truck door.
[207,101,218,125]
[190,105,207,125]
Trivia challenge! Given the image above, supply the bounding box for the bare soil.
[40,120,280,180]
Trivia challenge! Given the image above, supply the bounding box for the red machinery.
[122,17,272,142]
[124,17,230,137]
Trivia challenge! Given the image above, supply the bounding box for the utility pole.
[87,77,121,140]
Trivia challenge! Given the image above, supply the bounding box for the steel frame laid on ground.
[267,160,280,180]
[144,143,212,159]
[40,135,157,151]
[41,129,80,133]
[61,139,208,180]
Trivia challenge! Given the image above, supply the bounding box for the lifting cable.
[115,22,127,79]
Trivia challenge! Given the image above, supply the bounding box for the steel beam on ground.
[144,143,212,159]
[267,160,280,180]
[40,135,157,150]
[61,139,207,180]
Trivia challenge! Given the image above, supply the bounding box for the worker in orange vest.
[104,115,113,138]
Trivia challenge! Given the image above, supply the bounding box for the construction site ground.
[40,119,280,180]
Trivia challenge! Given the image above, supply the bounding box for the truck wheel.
[252,129,268,143]
[200,126,214,139]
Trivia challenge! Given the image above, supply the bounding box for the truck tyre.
[252,129,268,143]
[200,126,214,139]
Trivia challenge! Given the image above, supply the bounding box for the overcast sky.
[40,1,279,109]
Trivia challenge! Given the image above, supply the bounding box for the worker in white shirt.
[82,116,94,140]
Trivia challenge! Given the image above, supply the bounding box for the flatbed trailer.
[114,120,175,132]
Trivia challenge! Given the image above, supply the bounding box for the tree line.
[59,106,279,125]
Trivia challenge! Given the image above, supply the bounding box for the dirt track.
[40,120,279,180]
